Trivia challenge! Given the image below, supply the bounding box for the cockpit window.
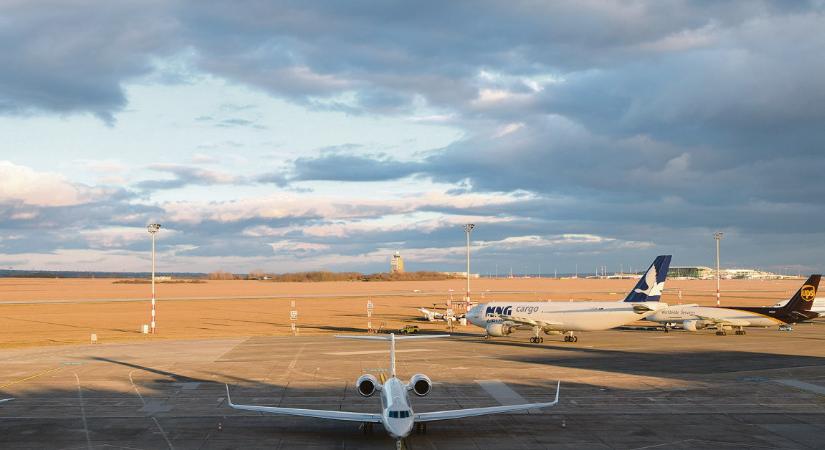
[389,410,411,418]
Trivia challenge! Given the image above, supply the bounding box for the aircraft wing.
[415,381,560,423]
[225,385,382,423]
[695,315,751,327]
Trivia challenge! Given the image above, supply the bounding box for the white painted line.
[775,379,825,396]
[475,380,539,414]
[73,373,92,450]
[152,417,175,450]
[129,370,175,450]
[323,349,430,356]
[288,344,307,370]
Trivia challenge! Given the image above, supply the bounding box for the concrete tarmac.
[1,323,825,449]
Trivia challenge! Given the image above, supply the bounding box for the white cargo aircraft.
[225,334,559,447]
[417,307,454,322]
[645,275,820,335]
[467,255,672,343]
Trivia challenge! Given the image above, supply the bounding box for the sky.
[1,1,824,275]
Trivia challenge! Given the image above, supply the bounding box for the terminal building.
[668,266,784,280]
[668,266,714,279]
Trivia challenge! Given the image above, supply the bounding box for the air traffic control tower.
[390,251,405,274]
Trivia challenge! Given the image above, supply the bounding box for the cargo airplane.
[772,296,825,319]
[645,275,820,335]
[467,255,672,343]
[225,334,560,447]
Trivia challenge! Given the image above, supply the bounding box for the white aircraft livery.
[467,255,672,343]
[225,334,559,447]
[645,275,821,335]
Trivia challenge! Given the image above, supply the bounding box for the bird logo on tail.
[634,265,665,298]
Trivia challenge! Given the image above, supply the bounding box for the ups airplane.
[467,255,672,343]
[645,275,821,335]
[225,334,560,448]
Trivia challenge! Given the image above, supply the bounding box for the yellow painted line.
[0,367,63,389]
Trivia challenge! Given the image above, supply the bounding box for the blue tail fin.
[623,255,672,302]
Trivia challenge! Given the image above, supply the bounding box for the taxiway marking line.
[74,373,92,450]
[0,366,63,389]
[288,344,307,370]
[128,370,175,450]
[775,379,825,396]
[324,349,430,356]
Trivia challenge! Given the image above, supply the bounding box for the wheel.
[563,336,569,342]
[539,337,544,343]
[573,336,578,342]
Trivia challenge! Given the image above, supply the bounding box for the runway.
[1,324,824,449]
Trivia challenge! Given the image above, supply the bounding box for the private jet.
[225,334,560,448]
[466,255,672,343]
[645,275,820,335]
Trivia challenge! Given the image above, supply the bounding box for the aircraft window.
[389,410,411,418]
[402,411,411,418]
[389,411,397,418]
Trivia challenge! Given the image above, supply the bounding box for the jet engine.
[408,374,432,397]
[683,320,702,332]
[356,374,380,397]
[485,323,514,337]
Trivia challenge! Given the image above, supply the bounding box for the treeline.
[241,270,457,282]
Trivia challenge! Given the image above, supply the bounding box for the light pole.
[463,224,475,303]
[148,223,161,333]
[714,231,723,306]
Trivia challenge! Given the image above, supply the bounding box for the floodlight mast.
[147,223,161,333]
[714,231,723,307]
[464,224,475,304]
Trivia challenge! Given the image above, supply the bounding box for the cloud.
[3,3,825,272]
[0,161,109,206]
[136,163,243,191]
[0,0,179,123]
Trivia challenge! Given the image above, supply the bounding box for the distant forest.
[224,270,458,282]
[0,269,458,282]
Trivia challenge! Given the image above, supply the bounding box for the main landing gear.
[735,326,746,335]
[529,327,544,343]
[563,331,578,343]
[415,422,428,434]
[715,330,727,336]
[360,422,374,434]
